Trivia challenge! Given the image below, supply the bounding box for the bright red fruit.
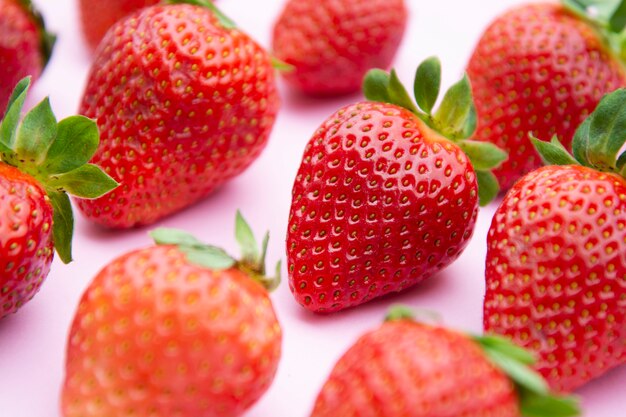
[78,0,160,50]
[311,307,578,417]
[0,0,54,112]
[287,59,507,312]
[272,0,408,96]
[0,78,117,319]
[76,2,280,228]
[61,213,282,417]
[467,2,626,191]
[485,89,626,392]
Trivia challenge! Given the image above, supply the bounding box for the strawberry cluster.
[1,0,625,416]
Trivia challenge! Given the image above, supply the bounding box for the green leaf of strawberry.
[16,0,56,67]
[0,77,118,264]
[164,0,236,29]
[363,58,507,205]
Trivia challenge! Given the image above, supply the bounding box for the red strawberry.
[272,0,408,96]
[287,58,507,312]
[311,306,578,417]
[61,212,282,417]
[0,78,117,319]
[78,0,160,50]
[76,1,280,228]
[0,0,55,112]
[484,89,626,392]
[467,2,626,192]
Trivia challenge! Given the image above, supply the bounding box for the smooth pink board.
[0,0,624,416]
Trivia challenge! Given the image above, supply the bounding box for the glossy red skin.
[61,245,282,417]
[78,0,160,50]
[287,102,478,313]
[272,0,408,96]
[0,163,54,319]
[76,4,280,228]
[467,3,626,191]
[0,0,44,112]
[485,165,626,392]
[311,320,519,417]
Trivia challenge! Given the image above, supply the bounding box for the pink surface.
[0,0,624,416]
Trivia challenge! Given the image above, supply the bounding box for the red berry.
[272,0,408,96]
[76,4,280,228]
[467,3,626,191]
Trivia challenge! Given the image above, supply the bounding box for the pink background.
[1,0,625,416]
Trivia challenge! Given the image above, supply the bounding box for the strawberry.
[484,88,626,392]
[287,57,507,312]
[61,212,282,417]
[311,306,579,417]
[76,0,280,228]
[467,1,626,192]
[0,78,117,319]
[78,0,160,50]
[272,0,408,96]
[0,0,55,112]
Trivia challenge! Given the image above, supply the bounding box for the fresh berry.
[61,212,282,417]
[76,1,280,228]
[0,0,55,112]
[0,78,117,319]
[78,0,160,50]
[485,89,626,392]
[467,2,626,192]
[287,58,507,312]
[311,306,578,417]
[272,0,408,96]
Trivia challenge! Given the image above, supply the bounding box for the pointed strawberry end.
[362,57,507,205]
[150,212,281,292]
[474,334,581,417]
[0,78,118,264]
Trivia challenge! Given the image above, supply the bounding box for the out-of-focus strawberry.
[311,306,579,417]
[0,0,55,112]
[61,212,282,417]
[287,57,507,312]
[76,0,280,228]
[272,0,408,96]
[485,88,626,392]
[0,78,117,319]
[467,1,626,191]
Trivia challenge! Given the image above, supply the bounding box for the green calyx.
[531,88,626,178]
[363,57,507,206]
[17,0,56,68]
[0,77,118,264]
[562,0,626,62]
[150,211,281,291]
[164,0,236,29]
[474,335,580,417]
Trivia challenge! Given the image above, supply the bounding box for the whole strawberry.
[0,78,117,319]
[76,0,280,228]
[311,306,578,417]
[78,0,160,50]
[0,0,55,112]
[467,1,626,191]
[287,58,507,312]
[272,0,408,96]
[485,89,626,392]
[61,212,282,417]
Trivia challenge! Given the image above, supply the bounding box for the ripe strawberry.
[0,78,117,319]
[61,212,282,417]
[78,0,160,50]
[76,1,280,228]
[467,1,626,191]
[0,0,55,112]
[272,0,408,96]
[287,58,507,312]
[484,89,626,392]
[311,306,579,417]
